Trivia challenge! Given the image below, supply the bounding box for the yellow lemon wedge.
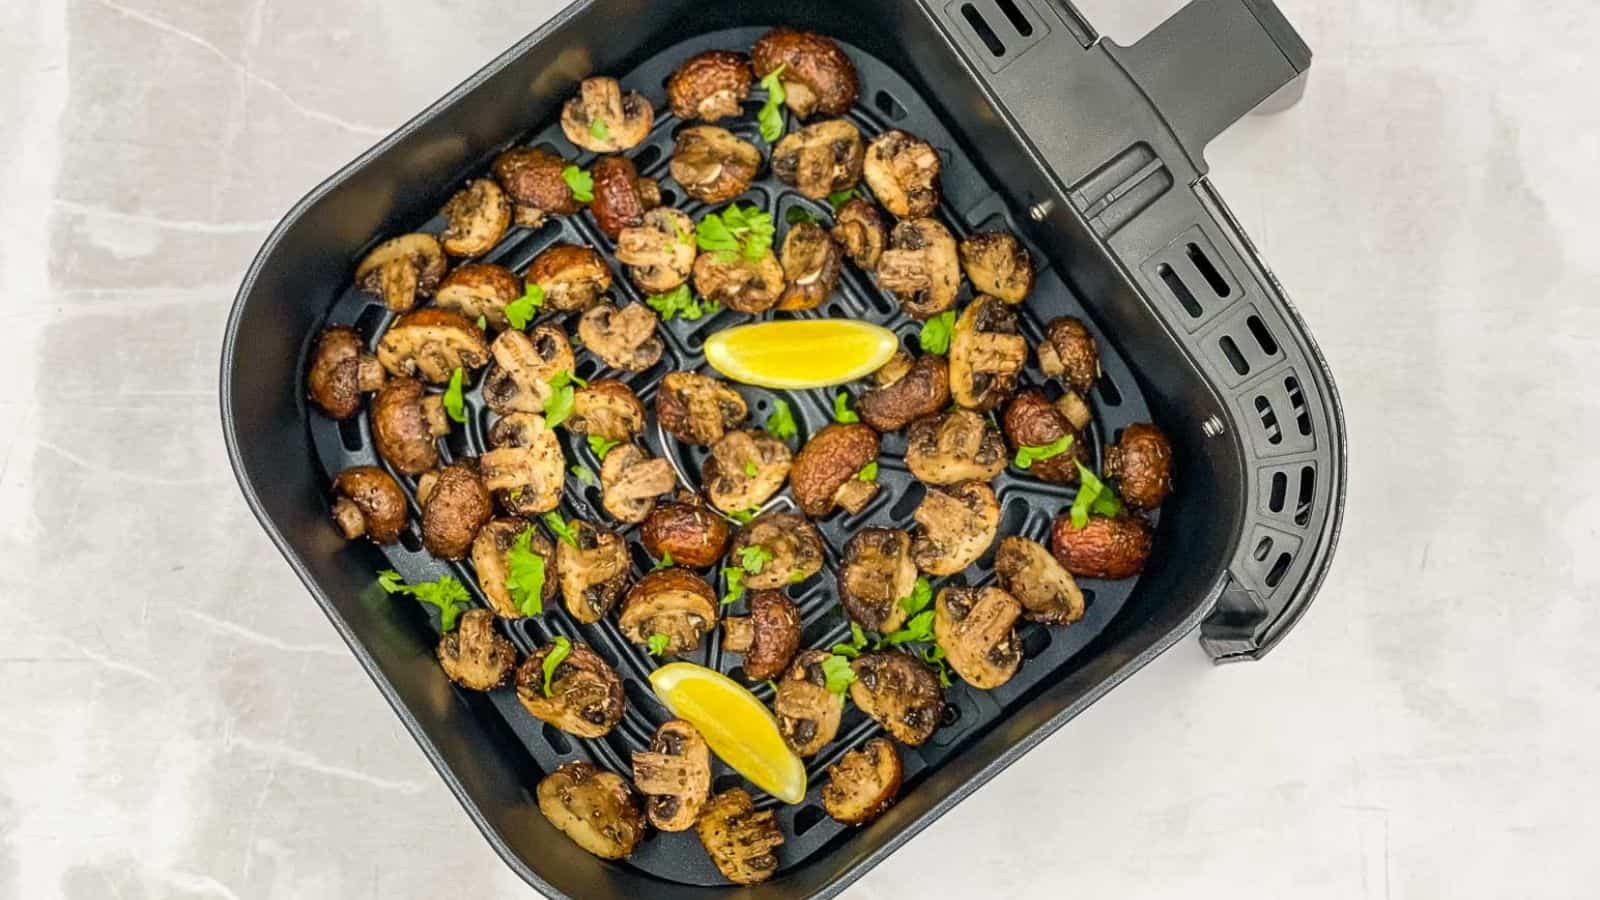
[649,662,806,804]
[703,320,899,389]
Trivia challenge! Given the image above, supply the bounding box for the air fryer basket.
[220,1,1344,897]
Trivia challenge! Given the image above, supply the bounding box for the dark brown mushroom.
[904,409,1006,485]
[615,207,696,294]
[994,536,1085,626]
[481,412,565,516]
[949,296,1027,411]
[482,325,574,415]
[666,50,753,122]
[418,460,493,560]
[555,520,632,623]
[536,762,645,859]
[437,609,517,691]
[857,351,948,433]
[692,247,785,314]
[911,480,999,576]
[876,218,959,319]
[491,146,583,228]
[307,325,384,420]
[640,493,731,569]
[525,242,613,314]
[1002,388,1090,485]
[589,155,661,240]
[370,377,449,476]
[789,423,880,517]
[330,466,407,544]
[1050,511,1153,580]
[566,379,647,442]
[731,512,825,588]
[354,233,446,312]
[774,650,845,757]
[1104,423,1175,510]
[375,308,490,384]
[697,788,784,885]
[618,568,718,655]
[434,263,524,332]
[830,197,887,270]
[838,527,918,633]
[1037,315,1101,401]
[862,130,941,219]
[849,651,944,746]
[771,119,864,199]
[655,371,748,446]
[934,585,1022,690]
[599,443,676,524]
[959,231,1034,304]
[631,720,712,833]
[721,590,801,682]
[561,76,654,153]
[750,28,859,118]
[670,126,761,204]
[703,429,793,515]
[777,221,844,311]
[822,738,902,825]
[517,642,625,738]
[472,517,558,619]
[439,178,512,258]
[578,302,664,373]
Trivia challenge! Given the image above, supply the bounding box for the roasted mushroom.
[640,493,731,568]
[518,642,625,738]
[771,119,864,199]
[838,528,918,633]
[439,178,512,258]
[858,352,949,433]
[536,762,645,859]
[721,590,801,682]
[375,308,490,384]
[481,412,565,516]
[632,720,712,833]
[959,231,1034,304]
[948,296,1028,411]
[599,443,676,523]
[370,377,449,475]
[862,130,941,219]
[777,221,844,311]
[307,325,384,420]
[933,585,1022,689]
[666,50,753,122]
[330,466,407,544]
[774,650,845,757]
[1050,511,1153,580]
[434,263,524,332]
[618,568,718,655]
[849,651,945,746]
[578,302,664,373]
[556,520,632,623]
[904,409,1006,485]
[670,126,761,204]
[491,146,583,228]
[655,371,748,446]
[1002,388,1090,485]
[616,207,696,294]
[472,517,558,619]
[877,218,960,319]
[911,481,999,576]
[1104,423,1175,510]
[731,512,825,588]
[790,423,880,517]
[482,325,574,415]
[830,197,888,270]
[751,28,859,118]
[994,536,1085,626]
[561,76,654,153]
[354,233,447,312]
[822,738,902,825]
[418,460,493,560]
[692,247,786,314]
[437,609,517,691]
[697,788,784,885]
[525,243,613,314]
[703,429,793,515]
[566,379,648,442]
[589,155,661,240]
[1037,315,1101,402]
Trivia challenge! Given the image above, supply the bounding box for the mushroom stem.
[356,355,386,392]
[1055,391,1093,431]
[377,259,419,312]
[421,395,451,436]
[632,752,703,795]
[331,496,368,539]
[722,616,755,653]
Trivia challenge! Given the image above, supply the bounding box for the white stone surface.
[2,0,1597,897]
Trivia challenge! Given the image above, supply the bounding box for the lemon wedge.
[649,662,806,804]
[703,320,899,389]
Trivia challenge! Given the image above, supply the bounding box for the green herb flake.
[738,544,773,575]
[542,511,580,547]
[743,459,759,477]
[856,461,879,483]
[830,621,871,659]
[646,284,716,322]
[560,165,594,203]
[764,399,798,441]
[442,367,468,424]
[1070,462,1124,529]
[785,206,816,226]
[922,644,953,688]
[376,569,471,632]
[589,117,610,141]
[543,369,587,428]
[832,391,859,424]
[757,64,787,143]
[475,314,488,330]
[720,566,747,606]
[504,527,547,617]
[729,507,758,525]
[821,654,857,695]
[587,435,621,459]
[898,576,933,617]
[788,569,807,584]
[881,610,935,647]
[505,283,544,330]
[919,310,957,355]
[697,205,775,262]
[652,551,675,571]
[541,636,572,697]
[570,464,598,488]
[826,189,856,211]
[647,633,670,656]
[1014,434,1074,471]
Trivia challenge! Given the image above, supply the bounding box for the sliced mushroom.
[904,409,1006,485]
[561,76,654,153]
[434,263,524,332]
[750,28,859,118]
[697,788,784,885]
[640,493,731,569]
[616,207,696,294]
[863,130,941,219]
[1050,511,1153,580]
[655,371,748,446]
[307,325,385,420]
[1002,388,1090,485]
[536,762,645,859]
[830,197,888,270]
[731,512,825,588]
[876,218,959,319]
[556,520,632,623]
[994,536,1085,626]
[525,243,613,314]
[858,352,949,433]
[330,466,407,544]
[934,585,1022,690]
[849,651,944,746]
[960,230,1035,304]
[949,297,1027,411]
[631,720,711,833]
[518,643,625,738]
[790,423,880,517]
[670,126,761,204]
[439,178,511,258]
[771,119,864,199]
[437,609,517,691]
[692,248,785,314]
[589,155,661,239]
[838,527,918,633]
[774,650,845,757]
[354,233,446,312]
[667,50,753,122]
[1104,423,1175,511]
[578,302,664,372]
[482,325,574,415]
[472,517,558,619]
[721,590,801,682]
[703,429,792,515]
[566,379,647,442]
[482,412,565,516]
[1037,316,1101,398]
[600,443,676,523]
[420,460,493,560]
[618,568,718,654]
[491,146,583,228]
[822,738,902,825]
[777,221,844,311]
[375,308,490,383]
[911,481,999,576]
[370,377,449,475]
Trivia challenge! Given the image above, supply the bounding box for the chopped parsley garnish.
[919,310,957,355]
[475,314,488,330]
[1014,434,1074,470]
[764,399,798,440]
[830,622,871,659]
[541,636,572,696]
[652,551,675,571]
[757,64,787,143]
[442,367,468,424]
[542,511,579,547]
[570,464,598,488]
[785,206,817,226]
[1070,462,1123,529]
[720,566,746,606]
[646,284,718,321]
[697,204,776,262]
[821,654,857,695]
[881,610,935,647]
[729,507,758,525]
[586,435,621,459]
[898,577,933,617]
[589,118,610,141]
[827,189,856,210]
[743,459,759,477]
[922,644,953,688]
[856,461,879,482]
[832,391,859,424]
[560,165,594,203]
[505,283,544,330]
[738,545,773,575]
[377,569,470,631]
[543,369,588,428]
[504,526,547,617]
[647,633,670,656]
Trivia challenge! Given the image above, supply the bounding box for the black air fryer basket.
[220,0,1345,896]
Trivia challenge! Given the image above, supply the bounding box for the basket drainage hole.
[873,90,908,121]
[1295,466,1316,526]
[542,723,573,755]
[794,805,828,836]
[960,3,1008,56]
[1219,335,1249,377]
[995,0,1035,36]
[940,703,961,727]
[1097,375,1123,407]
[353,303,387,337]
[714,774,743,794]
[1253,536,1273,562]
[1286,375,1312,436]
[1186,242,1231,297]
[1019,623,1051,659]
[1157,262,1203,318]
[337,416,364,453]
[633,144,662,171]
[1268,471,1288,513]
[1255,396,1282,445]
[398,527,423,554]
[1265,552,1293,588]
[1247,314,1278,356]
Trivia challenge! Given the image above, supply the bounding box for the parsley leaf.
[788,569,808,584]
[647,633,670,656]
[475,314,488,330]
[442,367,468,424]
[821,653,857,695]
[827,189,856,210]
[1014,434,1074,470]
[856,461,879,482]
[652,551,675,571]
[586,435,621,459]
[833,392,859,424]
[697,205,775,262]
[543,369,587,428]
[720,566,746,606]
[738,544,773,575]
[922,644,953,688]
[785,206,816,226]
[589,117,610,141]
[757,64,787,143]
[919,310,957,355]
[729,507,758,525]
[696,213,740,256]
[898,576,933,617]
[743,459,759,477]
[646,284,717,321]
[764,399,798,441]
[570,464,598,488]
[541,636,572,697]
[830,621,871,659]
[561,165,594,203]
[542,511,579,547]
[505,283,544,330]
[377,569,471,632]
[1070,462,1124,529]
[505,526,547,617]
[882,610,936,646]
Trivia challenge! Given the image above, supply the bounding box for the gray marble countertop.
[4,0,1597,897]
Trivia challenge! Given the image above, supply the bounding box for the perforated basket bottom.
[308,27,1157,886]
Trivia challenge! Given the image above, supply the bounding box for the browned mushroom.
[578,302,664,373]
[666,50,753,122]
[615,207,696,294]
[771,119,864,199]
[375,308,490,384]
[561,76,654,153]
[599,443,676,523]
[830,197,888,270]
[589,155,661,240]
[354,233,446,312]
[960,230,1034,304]
[556,520,632,623]
[751,28,859,118]
[640,493,731,569]
[934,585,1022,689]
[1037,316,1101,403]
[994,535,1085,626]
[857,351,949,433]
[482,325,574,415]
[697,788,785,885]
[434,263,524,332]
[525,243,613,314]
[439,178,512,258]
[774,650,845,757]
[838,527,918,633]
[418,460,493,560]
[1050,511,1153,580]
[670,126,761,204]
[437,609,517,691]
[472,517,558,619]
[370,377,449,476]
[777,221,844,311]
[821,738,902,825]
[655,371,748,446]
[536,762,645,859]
[1104,423,1174,510]
[330,466,407,544]
[911,481,999,576]
[789,423,880,517]
[849,651,945,746]
[692,247,785,314]
[631,720,711,833]
[703,429,793,515]
[618,568,718,654]
[567,379,647,442]
[307,325,385,420]
[876,218,959,319]
[491,146,583,228]
[721,590,801,682]
[904,409,1007,485]
[731,512,825,588]
[479,412,565,516]
[518,642,626,738]
[949,296,1027,411]
[1002,388,1090,485]
[862,130,941,219]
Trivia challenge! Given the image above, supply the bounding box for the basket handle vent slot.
[873,90,909,121]
[542,723,573,755]
[1265,552,1294,588]
[1246,314,1278,355]
[1097,374,1124,407]
[1219,335,1250,376]
[1254,395,1282,445]
[1157,262,1204,318]
[794,805,829,836]
[1295,465,1316,526]
[1186,242,1232,298]
[960,3,1008,56]
[1285,375,1312,436]
[1267,471,1287,514]
[994,0,1035,37]
[1253,535,1273,562]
